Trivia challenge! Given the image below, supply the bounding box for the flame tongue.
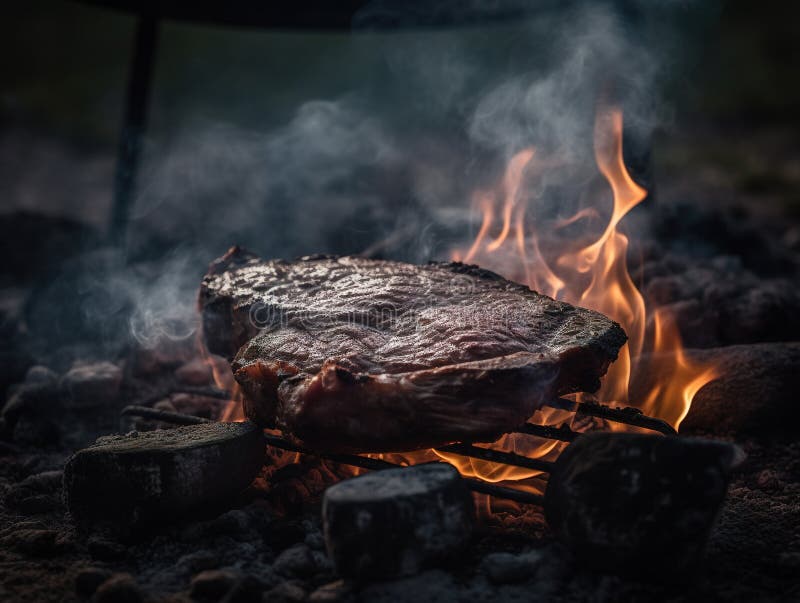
[445,106,718,483]
[562,107,648,404]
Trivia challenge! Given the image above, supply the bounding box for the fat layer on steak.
[199,247,627,453]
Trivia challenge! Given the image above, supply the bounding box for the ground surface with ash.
[2,129,800,601]
[1,432,799,602]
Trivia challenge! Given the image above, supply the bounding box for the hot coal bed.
[2,202,800,603]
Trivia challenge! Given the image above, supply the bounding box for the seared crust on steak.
[199,247,627,453]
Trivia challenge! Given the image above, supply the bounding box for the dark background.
[1,0,797,237]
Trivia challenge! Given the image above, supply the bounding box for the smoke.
[131,99,405,261]
[469,6,649,157]
[126,253,199,348]
[63,0,718,353]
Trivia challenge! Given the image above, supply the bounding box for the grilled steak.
[200,247,627,453]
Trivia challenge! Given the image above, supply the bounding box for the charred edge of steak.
[435,260,628,376]
[205,245,261,276]
[554,343,619,395]
[429,260,525,288]
[198,246,262,359]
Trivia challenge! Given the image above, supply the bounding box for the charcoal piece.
[5,470,63,514]
[24,365,59,387]
[175,359,214,386]
[544,432,744,580]
[272,543,319,579]
[631,343,800,435]
[648,202,797,276]
[60,361,123,409]
[189,569,240,600]
[63,422,264,527]
[682,343,800,435]
[322,463,474,581]
[644,264,800,348]
[92,573,143,603]
[308,580,351,603]
[200,247,626,453]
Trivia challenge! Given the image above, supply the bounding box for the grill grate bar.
[516,422,578,442]
[574,401,677,436]
[436,443,555,473]
[120,394,676,508]
[263,434,545,505]
[119,406,545,505]
[538,398,677,436]
[128,388,676,437]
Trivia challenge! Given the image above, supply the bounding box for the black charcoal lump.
[63,421,264,527]
[322,463,474,581]
[544,432,744,579]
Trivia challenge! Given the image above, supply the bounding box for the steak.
[199,247,627,453]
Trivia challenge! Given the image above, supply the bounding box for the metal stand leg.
[110,13,159,249]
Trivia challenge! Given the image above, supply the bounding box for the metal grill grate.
[121,387,676,506]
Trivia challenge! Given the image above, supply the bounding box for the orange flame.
[445,106,718,486]
[197,339,245,422]
[636,309,718,430]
